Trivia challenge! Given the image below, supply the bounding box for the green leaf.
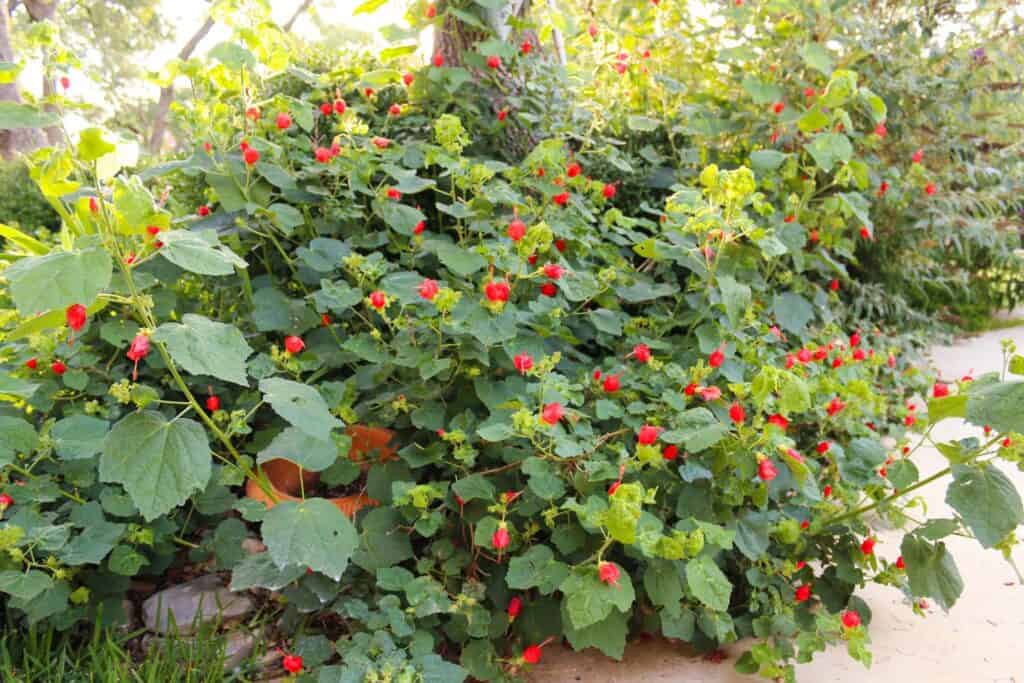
[4,246,112,316]
[230,551,305,591]
[159,230,246,276]
[99,411,212,521]
[800,43,834,74]
[0,62,21,84]
[797,107,830,133]
[262,498,358,581]
[377,201,426,236]
[718,275,751,328]
[506,545,569,595]
[51,415,107,460]
[560,567,635,630]
[60,519,125,566]
[0,416,37,467]
[627,115,660,132]
[208,42,257,70]
[886,459,919,490]
[837,438,888,486]
[749,150,786,173]
[435,243,487,277]
[451,475,495,503]
[1008,355,1024,377]
[644,560,683,607]
[945,464,1024,548]
[741,75,782,104]
[352,507,414,572]
[685,555,732,611]
[900,534,963,610]
[0,223,47,254]
[380,43,419,61]
[806,133,853,172]
[360,69,402,86]
[966,379,1024,434]
[0,570,54,600]
[153,314,253,386]
[0,102,58,130]
[257,427,336,472]
[772,292,815,335]
[77,128,117,161]
[562,608,629,660]
[108,545,148,575]
[259,378,344,442]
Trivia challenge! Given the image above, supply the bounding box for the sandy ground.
[531,324,1024,683]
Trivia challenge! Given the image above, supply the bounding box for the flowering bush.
[1,3,1023,682]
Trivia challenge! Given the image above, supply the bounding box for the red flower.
[895,556,905,570]
[933,382,950,398]
[841,610,861,628]
[522,644,542,665]
[728,402,745,424]
[699,385,721,401]
[486,55,501,69]
[861,537,876,555]
[772,101,785,114]
[803,87,815,98]
[386,188,402,200]
[243,147,260,165]
[0,493,12,509]
[146,225,161,236]
[51,360,67,375]
[859,225,872,240]
[795,584,812,602]
[813,347,828,362]
[852,349,866,361]
[485,280,510,303]
[206,395,221,412]
[414,220,426,235]
[283,336,305,354]
[602,183,617,199]
[924,182,936,196]
[513,353,533,375]
[320,102,333,116]
[432,53,444,67]
[388,104,402,116]
[282,654,303,674]
[874,122,887,137]
[600,373,620,393]
[541,402,564,425]
[816,441,830,454]
[825,396,846,416]
[768,413,789,430]
[553,191,570,206]
[784,214,795,223]
[785,354,796,369]
[245,106,260,120]
[631,344,651,363]
[507,217,526,241]
[904,415,915,426]
[662,445,679,461]
[911,148,924,163]
[334,99,347,114]
[758,459,777,481]
[425,2,436,18]
[684,382,698,396]
[543,263,564,280]
[403,72,414,86]
[25,358,37,370]
[315,147,331,163]
[797,348,812,363]
[276,112,292,130]
[888,353,897,368]
[829,279,840,291]
[877,181,889,197]
[708,346,725,368]
[588,22,598,38]
[567,162,582,178]
[637,425,660,445]
[508,596,522,620]
[66,304,87,332]
[497,109,508,122]
[598,561,620,585]
[521,41,533,55]
[540,282,558,297]
[418,278,439,301]
[823,484,832,497]
[492,525,510,550]
[197,205,211,217]
[60,76,70,89]
[554,239,567,252]
[593,369,602,381]
[369,290,387,310]
[126,333,150,379]
[372,136,391,149]
[321,314,331,326]
[832,357,843,369]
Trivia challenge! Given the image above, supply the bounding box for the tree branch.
[283,0,314,32]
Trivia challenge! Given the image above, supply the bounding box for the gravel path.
[531,324,1024,683]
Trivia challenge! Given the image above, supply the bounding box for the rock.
[142,575,254,635]
[223,628,259,671]
[241,537,267,555]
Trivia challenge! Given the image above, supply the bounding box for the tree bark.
[283,0,314,32]
[147,15,215,153]
[0,4,45,158]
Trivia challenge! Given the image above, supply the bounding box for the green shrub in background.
[0,160,60,234]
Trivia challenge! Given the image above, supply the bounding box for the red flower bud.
[842,610,861,628]
[603,374,620,393]
[66,304,87,332]
[513,353,533,375]
[541,402,564,425]
[276,112,292,130]
[523,644,542,665]
[631,343,651,363]
[637,425,660,445]
[507,217,526,241]
[51,360,67,375]
[492,525,510,550]
[728,402,745,424]
[758,458,777,481]
[485,280,510,303]
[598,561,620,585]
[284,336,305,354]
[540,282,558,297]
[282,654,303,674]
[861,537,876,555]
[206,395,221,412]
[795,584,812,602]
[369,290,387,310]
[486,55,501,69]
[508,596,522,620]
[418,278,439,301]
[662,444,679,461]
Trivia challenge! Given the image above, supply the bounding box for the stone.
[241,537,267,554]
[142,574,254,635]
[223,628,259,671]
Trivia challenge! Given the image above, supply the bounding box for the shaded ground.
[532,324,1024,683]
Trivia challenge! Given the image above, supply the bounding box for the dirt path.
[531,325,1024,683]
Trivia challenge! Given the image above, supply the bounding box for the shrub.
[0,160,60,234]
[1,4,1023,682]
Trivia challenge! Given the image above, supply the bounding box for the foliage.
[0,160,60,234]
[0,2,1022,683]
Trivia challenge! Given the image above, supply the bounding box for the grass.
[0,621,264,683]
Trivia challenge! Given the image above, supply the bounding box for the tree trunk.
[283,0,314,32]
[0,5,44,159]
[147,15,215,154]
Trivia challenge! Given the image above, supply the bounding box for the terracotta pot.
[245,425,395,518]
